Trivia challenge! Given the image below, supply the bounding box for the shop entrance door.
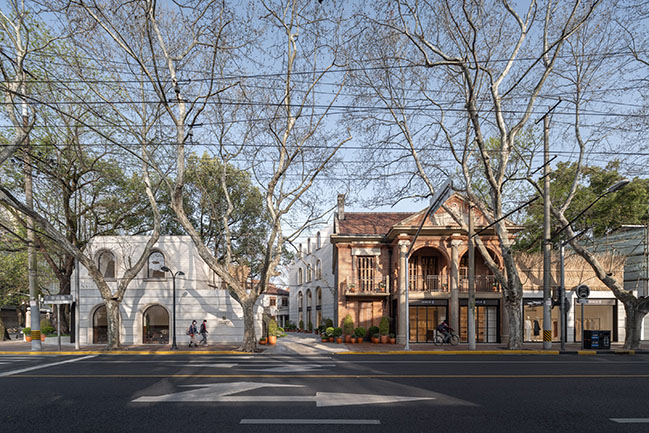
[408,305,447,342]
[460,305,499,343]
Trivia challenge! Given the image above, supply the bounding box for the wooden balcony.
[343,283,389,297]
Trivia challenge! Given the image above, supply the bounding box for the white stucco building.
[288,226,336,329]
[74,236,266,345]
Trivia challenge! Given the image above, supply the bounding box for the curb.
[338,349,646,356]
[0,350,246,356]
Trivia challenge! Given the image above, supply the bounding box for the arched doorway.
[143,305,169,344]
[316,287,322,327]
[306,289,313,329]
[92,305,108,344]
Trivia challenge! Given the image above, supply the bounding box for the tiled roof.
[264,284,289,296]
[338,212,414,236]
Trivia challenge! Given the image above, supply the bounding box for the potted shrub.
[350,336,357,344]
[299,320,304,332]
[371,333,380,344]
[325,318,334,328]
[343,314,354,343]
[23,327,31,342]
[268,319,278,345]
[333,327,343,343]
[349,283,356,293]
[307,321,313,333]
[389,333,396,344]
[325,327,335,342]
[379,282,386,292]
[354,327,366,343]
[379,316,390,344]
[259,337,267,345]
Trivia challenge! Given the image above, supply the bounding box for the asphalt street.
[1,353,649,433]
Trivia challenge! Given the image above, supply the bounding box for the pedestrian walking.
[199,320,208,346]
[187,320,199,348]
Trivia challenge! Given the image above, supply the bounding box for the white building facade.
[75,236,264,345]
[288,227,336,330]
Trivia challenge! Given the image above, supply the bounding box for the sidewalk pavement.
[1,332,647,355]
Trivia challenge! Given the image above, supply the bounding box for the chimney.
[337,194,345,221]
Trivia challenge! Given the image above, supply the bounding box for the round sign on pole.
[576,284,590,299]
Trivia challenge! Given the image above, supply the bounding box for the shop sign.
[460,299,499,306]
[411,299,448,306]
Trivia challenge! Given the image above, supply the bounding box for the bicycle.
[433,329,460,346]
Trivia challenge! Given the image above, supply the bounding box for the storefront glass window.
[408,305,446,342]
[523,301,560,342]
[460,304,499,343]
[574,300,615,342]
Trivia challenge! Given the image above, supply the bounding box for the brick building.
[331,193,514,344]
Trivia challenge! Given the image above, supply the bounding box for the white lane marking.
[0,355,97,377]
[610,418,649,423]
[133,381,434,407]
[240,419,381,425]
[246,364,334,372]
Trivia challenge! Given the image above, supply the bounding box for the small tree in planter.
[389,333,396,344]
[268,319,279,345]
[333,327,343,343]
[325,327,335,342]
[343,314,354,343]
[379,316,390,344]
[299,320,304,332]
[354,327,366,343]
[307,321,313,333]
[325,317,334,328]
[23,327,31,342]
[368,325,379,342]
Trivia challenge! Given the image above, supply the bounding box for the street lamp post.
[161,266,184,350]
[553,179,629,351]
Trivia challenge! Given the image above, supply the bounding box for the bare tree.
[64,0,349,352]
[352,0,600,348]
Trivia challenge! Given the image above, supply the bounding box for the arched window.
[98,251,116,279]
[316,232,321,249]
[143,305,169,344]
[306,289,313,328]
[307,238,311,254]
[298,291,304,326]
[316,260,322,280]
[92,305,108,344]
[298,244,302,257]
[148,251,166,279]
[298,268,303,285]
[316,287,322,327]
[307,264,312,282]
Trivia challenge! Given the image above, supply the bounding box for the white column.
[397,240,410,345]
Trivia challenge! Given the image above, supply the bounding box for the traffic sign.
[577,298,589,304]
[576,284,590,299]
[43,294,74,304]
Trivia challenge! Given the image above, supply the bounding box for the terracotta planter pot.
[389,338,396,344]
[321,338,328,343]
[25,336,32,342]
[344,335,351,343]
[380,335,389,344]
[259,339,267,345]
[371,337,379,344]
[335,337,343,344]
[329,337,334,342]
[350,337,357,344]
[356,336,363,343]
[268,335,277,345]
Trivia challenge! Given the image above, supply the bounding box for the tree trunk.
[624,304,645,350]
[240,297,257,352]
[105,300,122,350]
[0,315,7,341]
[504,290,523,349]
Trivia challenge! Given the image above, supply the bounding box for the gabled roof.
[337,212,414,236]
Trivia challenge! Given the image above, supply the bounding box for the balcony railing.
[459,275,500,292]
[343,282,388,296]
[409,274,448,292]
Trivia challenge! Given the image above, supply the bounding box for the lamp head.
[607,179,629,194]
[161,266,171,272]
[177,271,185,276]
